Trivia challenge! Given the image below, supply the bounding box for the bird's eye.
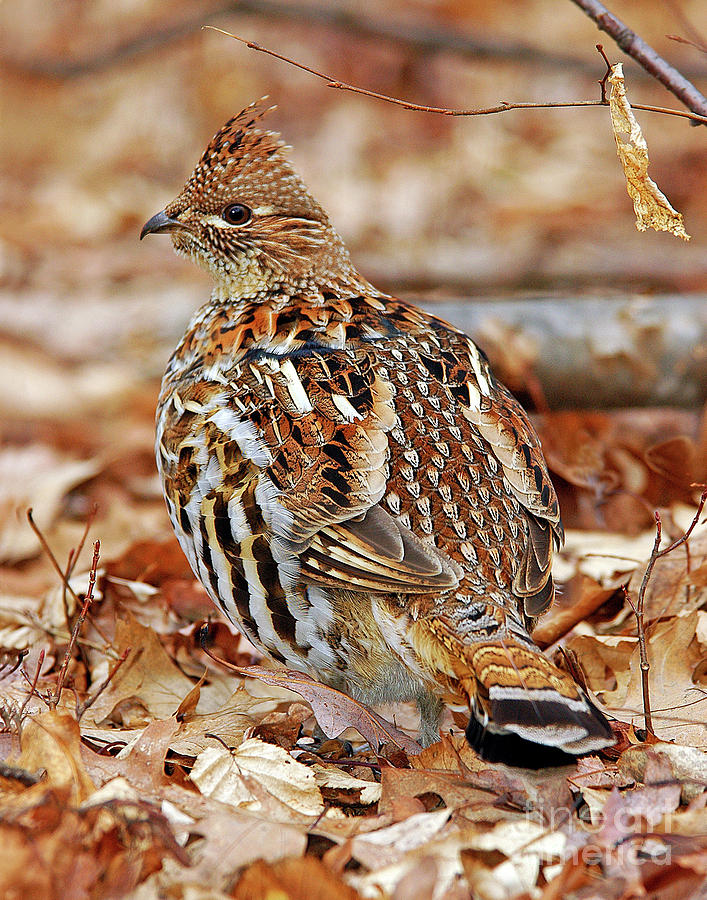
[221,203,252,226]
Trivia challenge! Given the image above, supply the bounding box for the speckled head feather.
[158,99,360,289]
[173,98,325,221]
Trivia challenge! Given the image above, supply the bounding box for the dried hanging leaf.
[608,63,690,240]
[233,665,421,755]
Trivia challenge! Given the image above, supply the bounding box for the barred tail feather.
[460,640,614,767]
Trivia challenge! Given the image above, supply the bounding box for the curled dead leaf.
[18,710,95,804]
[609,64,690,240]
[232,665,421,755]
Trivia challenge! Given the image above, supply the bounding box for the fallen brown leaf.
[0,446,98,563]
[18,710,96,804]
[233,665,422,755]
[190,737,325,818]
[189,808,307,891]
[233,856,364,900]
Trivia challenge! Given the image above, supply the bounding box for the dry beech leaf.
[81,613,195,728]
[348,808,452,869]
[311,763,381,806]
[175,668,208,721]
[234,665,421,754]
[609,63,690,240]
[379,767,492,819]
[462,819,566,897]
[170,686,282,758]
[17,710,96,804]
[190,737,324,817]
[619,743,707,804]
[626,529,707,620]
[0,789,187,899]
[119,717,180,792]
[189,808,307,890]
[233,856,364,900]
[572,611,706,746]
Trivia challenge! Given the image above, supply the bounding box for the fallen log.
[417,294,706,409]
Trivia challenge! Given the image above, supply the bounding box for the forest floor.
[1,281,706,900]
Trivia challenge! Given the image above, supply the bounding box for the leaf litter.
[1,301,706,897]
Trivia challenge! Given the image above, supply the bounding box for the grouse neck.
[210,268,379,307]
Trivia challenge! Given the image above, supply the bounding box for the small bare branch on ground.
[624,488,707,738]
[49,540,100,709]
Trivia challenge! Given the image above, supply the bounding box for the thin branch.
[596,43,613,102]
[77,648,131,720]
[208,28,707,125]
[62,504,97,620]
[19,649,46,718]
[624,489,707,738]
[27,508,85,617]
[662,0,707,52]
[668,33,707,54]
[570,0,707,120]
[49,540,101,709]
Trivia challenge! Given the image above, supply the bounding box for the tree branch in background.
[5,0,706,86]
[208,28,707,125]
[663,0,707,54]
[570,0,707,119]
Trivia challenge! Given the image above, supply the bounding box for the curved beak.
[140,210,187,240]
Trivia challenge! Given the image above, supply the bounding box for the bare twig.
[61,505,97,626]
[624,489,707,737]
[77,647,131,719]
[19,649,46,718]
[27,508,86,619]
[570,0,707,120]
[49,540,101,709]
[596,43,613,102]
[668,33,707,54]
[662,0,707,52]
[208,28,707,125]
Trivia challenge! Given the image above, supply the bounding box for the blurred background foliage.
[2,0,705,305]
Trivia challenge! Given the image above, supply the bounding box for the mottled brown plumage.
[142,100,613,765]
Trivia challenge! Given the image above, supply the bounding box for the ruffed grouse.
[142,100,613,765]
